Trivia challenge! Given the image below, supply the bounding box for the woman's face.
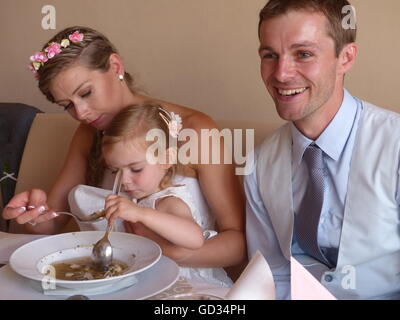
[50,63,126,130]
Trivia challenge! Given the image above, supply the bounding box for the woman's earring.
[118,74,124,81]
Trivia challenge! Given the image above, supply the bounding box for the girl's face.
[102,139,169,200]
[49,62,128,131]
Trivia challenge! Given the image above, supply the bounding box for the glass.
[162,292,225,300]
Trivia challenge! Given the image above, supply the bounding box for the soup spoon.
[92,221,114,271]
[56,211,105,224]
[92,169,122,271]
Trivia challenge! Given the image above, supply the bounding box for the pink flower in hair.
[28,65,40,79]
[69,31,84,43]
[28,64,37,74]
[32,61,41,71]
[30,51,48,63]
[45,42,62,59]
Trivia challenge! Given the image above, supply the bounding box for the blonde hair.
[36,26,136,102]
[102,102,181,189]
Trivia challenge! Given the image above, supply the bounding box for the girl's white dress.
[68,174,233,288]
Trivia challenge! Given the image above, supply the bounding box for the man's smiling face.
[259,10,342,124]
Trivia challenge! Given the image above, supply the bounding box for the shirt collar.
[291,89,358,169]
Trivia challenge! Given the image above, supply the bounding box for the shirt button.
[324,274,333,282]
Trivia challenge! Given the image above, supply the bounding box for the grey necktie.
[295,144,332,266]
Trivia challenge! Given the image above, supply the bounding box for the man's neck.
[294,87,345,140]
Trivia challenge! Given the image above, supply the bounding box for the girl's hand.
[2,189,58,226]
[105,195,142,225]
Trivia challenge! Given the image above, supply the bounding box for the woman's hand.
[2,189,58,226]
[105,195,143,225]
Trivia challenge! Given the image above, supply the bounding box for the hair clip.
[159,108,183,138]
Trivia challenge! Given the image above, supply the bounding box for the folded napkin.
[290,257,336,300]
[68,184,128,232]
[225,250,276,300]
[33,275,138,296]
[0,231,47,264]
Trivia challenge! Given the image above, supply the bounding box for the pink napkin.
[290,257,336,300]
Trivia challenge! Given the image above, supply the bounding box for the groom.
[245,0,400,299]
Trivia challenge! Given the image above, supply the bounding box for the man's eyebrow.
[258,45,274,53]
[290,41,319,50]
[258,42,320,53]
[54,80,90,103]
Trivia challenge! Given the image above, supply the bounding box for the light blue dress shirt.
[245,89,400,299]
[291,89,361,264]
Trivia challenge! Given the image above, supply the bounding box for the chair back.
[0,103,42,231]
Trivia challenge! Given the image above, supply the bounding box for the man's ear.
[108,53,125,76]
[338,42,358,76]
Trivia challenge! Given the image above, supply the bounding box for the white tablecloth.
[0,231,47,264]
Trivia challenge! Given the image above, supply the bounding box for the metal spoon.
[56,211,105,224]
[91,169,122,271]
[92,221,114,271]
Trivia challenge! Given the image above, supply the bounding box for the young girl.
[101,102,233,287]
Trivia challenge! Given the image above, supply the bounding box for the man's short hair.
[258,0,357,57]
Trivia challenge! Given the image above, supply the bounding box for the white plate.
[9,231,161,289]
[0,256,180,300]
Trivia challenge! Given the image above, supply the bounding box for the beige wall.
[0,0,399,125]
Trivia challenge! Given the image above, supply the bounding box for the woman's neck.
[121,89,150,110]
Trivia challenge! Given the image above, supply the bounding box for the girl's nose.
[121,170,133,185]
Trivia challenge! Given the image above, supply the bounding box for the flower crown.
[159,108,183,138]
[28,31,84,78]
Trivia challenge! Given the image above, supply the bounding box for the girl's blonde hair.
[102,102,181,189]
[36,26,136,102]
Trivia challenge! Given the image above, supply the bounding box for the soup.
[51,257,128,281]
[88,209,106,220]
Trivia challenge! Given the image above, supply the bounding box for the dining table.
[0,231,229,300]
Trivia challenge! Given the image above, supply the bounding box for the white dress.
[137,184,233,288]
[68,174,233,288]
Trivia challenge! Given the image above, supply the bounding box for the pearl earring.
[118,74,124,81]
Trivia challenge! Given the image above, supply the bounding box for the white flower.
[168,112,183,138]
[60,39,70,48]
[159,109,183,138]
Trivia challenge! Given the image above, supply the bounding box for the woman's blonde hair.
[102,102,181,189]
[36,26,136,102]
